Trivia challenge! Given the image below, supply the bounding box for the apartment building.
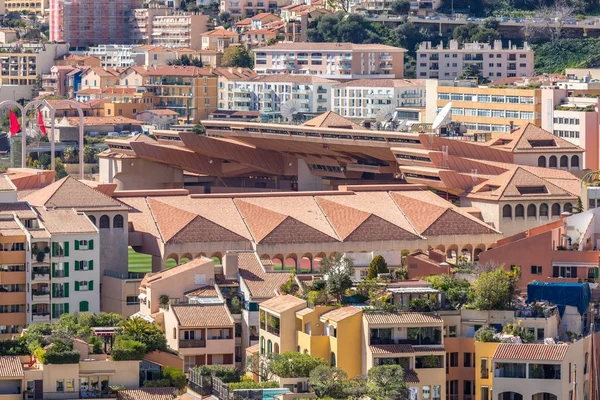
[100,270,145,318]
[85,45,136,68]
[49,0,144,49]
[332,78,426,120]
[144,65,218,123]
[417,40,534,80]
[41,65,75,97]
[78,67,121,92]
[427,79,542,133]
[5,0,45,14]
[0,43,69,86]
[151,13,210,50]
[131,6,171,45]
[253,43,406,79]
[201,29,240,51]
[220,0,285,17]
[55,54,102,68]
[218,75,336,117]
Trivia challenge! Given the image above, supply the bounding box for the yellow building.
[474,341,499,400]
[426,79,542,134]
[259,295,306,356]
[5,0,46,14]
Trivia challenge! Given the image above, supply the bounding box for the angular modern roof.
[260,294,306,313]
[171,304,234,327]
[489,123,583,153]
[493,343,569,361]
[0,356,23,378]
[302,111,363,130]
[23,176,128,211]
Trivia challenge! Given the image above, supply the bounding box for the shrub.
[366,255,388,280]
[229,380,279,390]
[474,325,500,343]
[208,365,240,383]
[163,366,186,390]
[44,350,80,364]
[36,251,45,263]
[0,339,28,356]
[111,339,146,361]
[409,298,436,312]
[143,379,171,387]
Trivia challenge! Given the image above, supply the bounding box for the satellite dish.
[280,99,302,123]
[396,119,408,132]
[375,105,396,130]
[432,102,452,130]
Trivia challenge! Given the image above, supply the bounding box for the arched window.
[502,204,512,218]
[330,352,336,367]
[515,204,524,218]
[560,155,569,168]
[540,203,549,217]
[79,301,89,312]
[274,343,279,354]
[571,155,580,168]
[551,203,561,217]
[113,214,124,229]
[549,156,557,168]
[564,203,573,213]
[537,156,546,167]
[99,215,110,229]
[527,204,537,218]
[260,337,265,355]
[267,339,273,354]
[89,215,96,226]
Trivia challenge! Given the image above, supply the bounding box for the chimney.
[223,252,239,280]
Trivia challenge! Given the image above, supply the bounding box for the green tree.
[192,123,205,135]
[367,364,408,400]
[121,317,167,353]
[54,158,68,179]
[270,352,327,378]
[319,254,354,303]
[309,365,349,399]
[83,144,96,163]
[390,0,411,14]
[63,146,76,163]
[424,275,471,309]
[221,46,253,68]
[459,63,486,84]
[366,255,388,280]
[471,266,520,310]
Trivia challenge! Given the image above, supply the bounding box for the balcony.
[380,55,393,61]
[317,98,328,103]
[31,313,50,323]
[179,339,206,348]
[338,63,351,70]
[31,268,50,282]
[31,290,49,302]
[380,63,393,70]
[317,88,327,94]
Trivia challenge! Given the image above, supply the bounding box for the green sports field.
[128,247,176,273]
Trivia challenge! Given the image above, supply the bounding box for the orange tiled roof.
[0,356,23,378]
[185,285,220,298]
[260,294,306,313]
[171,304,234,327]
[142,257,213,288]
[117,388,176,400]
[303,111,363,130]
[369,344,414,354]
[493,343,569,361]
[363,312,442,325]
[238,252,290,299]
[489,123,583,153]
[320,306,361,322]
[36,208,97,234]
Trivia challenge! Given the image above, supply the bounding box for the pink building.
[49,0,144,49]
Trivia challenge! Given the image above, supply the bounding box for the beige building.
[254,43,406,79]
[0,42,69,87]
[0,29,17,44]
[131,6,171,45]
[259,295,307,355]
[5,0,45,14]
[151,13,210,50]
[417,40,534,80]
[201,29,239,52]
[79,67,121,92]
[100,270,145,318]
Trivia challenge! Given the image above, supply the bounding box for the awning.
[138,293,147,300]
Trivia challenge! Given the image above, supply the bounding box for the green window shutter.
[51,243,56,257]
[75,261,79,271]
[64,262,69,277]
[64,242,69,257]
[75,281,79,291]
[64,303,69,314]
[52,304,57,319]
[64,282,69,298]
[89,281,93,291]
[51,263,56,277]
[74,241,79,251]
[89,260,93,271]
[89,240,94,250]
[52,283,56,297]
[80,301,88,312]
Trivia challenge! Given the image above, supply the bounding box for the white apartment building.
[332,79,426,120]
[151,13,211,50]
[416,40,534,80]
[85,45,136,68]
[218,75,337,117]
[131,7,172,44]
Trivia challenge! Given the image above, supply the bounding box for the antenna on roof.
[432,102,453,135]
[280,99,302,123]
[375,104,396,130]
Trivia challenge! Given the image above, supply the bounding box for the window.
[113,215,124,229]
[531,266,542,275]
[89,215,96,225]
[76,240,89,250]
[505,110,519,119]
[450,352,458,367]
[506,96,519,103]
[448,325,457,337]
[502,204,512,218]
[537,328,545,340]
[126,296,140,305]
[330,352,336,367]
[99,215,110,229]
[481,386,490,400]
[478,95,491,102]
[56,380,65,392]
[553,266,577,278]
[464,352,472,367]
[481,358,489,378]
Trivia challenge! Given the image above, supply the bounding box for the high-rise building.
[49,0,144,49]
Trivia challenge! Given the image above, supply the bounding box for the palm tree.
[63,146,76,163]
[120,317,153,341]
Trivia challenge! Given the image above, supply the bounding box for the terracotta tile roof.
[295,307,313,317]
[0,356,24,378]
[369,344,414,354]
[413,345,445,352]
[213,67,257,80]
[203,28,239,38]
[363,312,442,325]
[0,175,15,191]
[493,344,569,361]
[74,88,102,95]
[0,202,36,219]
[65,116,140,126]
[302,111,363,130]
[36,208,97,234]
[0,218,25,236]
[490,123,583,153]
[142,109,179,116]
[238,252,290,299]
[45,99,91,109]
[246,343,260,355]
[84,67,120,77]
[184,285,220,298]
[171,304,234,327]
[145,66,214,77]
[143,258,214,288]
[23,176,127,211]
[117,388,176,400]
[319,306,362,322]
[334,79,425,88]
[243,29,277,35]
[404,371,420,383]
[260,294,306,313]
[261,43,406,52]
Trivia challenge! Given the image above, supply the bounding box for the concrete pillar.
[151,255,164,273]
[297,159,323,191]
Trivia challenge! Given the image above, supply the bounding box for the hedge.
[163,367,186,390]
[44,350,80,364]
[0,340,28,356]
[112,340,146,361]
[228,381,280,390]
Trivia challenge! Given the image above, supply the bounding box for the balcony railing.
[266,326,280,336]
[179,339,206,348]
